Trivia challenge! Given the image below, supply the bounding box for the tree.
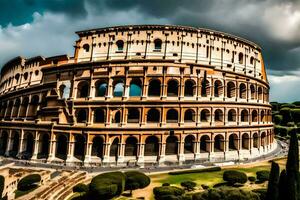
[285,130,299,200]
[223,170,248,185]
[124,171,150,195]
[278,170,287,200]
[266,161,280,200]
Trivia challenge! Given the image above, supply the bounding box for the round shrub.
[89,172,125,199]
[162,183,170,186]
[17,174,41,191]
[181,181,196,191]
[73,183,89,193]
[274,115,283,125]
[153,186,185,200]
[0,175,4,198]
[256,170,270,182]
[124,171,150,191]
[201,184,209,190]
[223,170,247,185]
[248,176,256,182]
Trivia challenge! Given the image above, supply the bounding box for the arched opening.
[239,83,247,99]
[200,135,210,153]
[201,109,210,122]
[110,138,119,161]
[250,56,254,65]
[77,81,89,98]
[11,132,19,157]
[252,110,258,122]
[214,135,224,152]
[201,80,210,97]
[147,109,160,123]
[229,134,238,150]
[253,133,259,148]
[94,109,105,123]
[0,132,8,155]
[113,80,124,97]
[95,80,108,97]
[214,80,222,97]
[56,134,68,160]
[250,85,255,99]
[125,137,138,157]
[238,52,244,64]
[154,39,162,50]
[144,136,159,156]
[166,136,178,155]
[76,109,87,123]
[5,101,13,118]
[113,111,121,123]
[59,82,71,99]
[148,79,161,97]
[91,136,104,159]
[129,79,142,97]
[241,109,249,122]
[184,109,195,122]
[261,132,266,147]
[242,133,250,149]
[116,40,124,51]
[19,97,29,117]
[258,87,263,100]
[12,98,21,117]
[184,135,195,153]
[28,95,39,117]
[167,80,179,97]
[261,110,265,122]
[228,109,236,122]
[184,80,195,97]
[127,108,140,123]
[227,82,235,98]
[39,133,49,158]
[83,44,90,52]
[167,109,178,123]
[24,132,34,158]
[74,135,85,161]
[214,109,223,122]
[59,84,66,99]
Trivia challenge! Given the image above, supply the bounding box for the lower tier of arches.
[0,127,275,166]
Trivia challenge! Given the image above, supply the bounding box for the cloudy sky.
[0,0,299,102]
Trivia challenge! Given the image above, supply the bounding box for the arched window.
[56,134,68,160]
[239,83,246,99]
[144,136,159,156]
[252,110,258,122]
[116,40,124,51]
[261,110,265,122]
[95,80,108,97]
[113,111,121,123]
[253,133,259,148]
[214,80,222,97]
[242,133,250,149]
[19,97,29,117]
[83,44,90,52]
[201,80,210,97]
[148,79,161,96]
[74,135,85,160]
[129,79,142,97]
[113,80,124,97]
[250,85,255,100]
[77,109,87,123]
[200,135,210,153]
[125,137,137,156]
[92,136,104,158]
[228,109,236,122]
[258,87,263,100]
[214,135,224,152]
[127,108,140,123]
[94,109,105,123]
[77,81,89,98]
[184,135,195,153]
[229,134,238,150]
[167,109,178,123]
[59,84,66,99]
[166,136,178,155]
[250,56,254,65]
[154,39,162,50]
[227,82,235,98]
[184,80,195,97]
[201,109,210,122]
[12,98,20,117]
[214,109,223,122]
[184,109,195,122]
[241,109,249,122]
[110,138,119,161]
[167,80,179,97]
[147,109,160,123]
[28,95,39,117]
[238,53,244,64]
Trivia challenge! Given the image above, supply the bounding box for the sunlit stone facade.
[0,25,275,166]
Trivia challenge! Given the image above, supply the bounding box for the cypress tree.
[285,130,299,200]
[266,161,280,200]
[278,170,287,200]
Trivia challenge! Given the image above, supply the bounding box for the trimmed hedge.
[168,167,221,175]
[181,181,196,191]
[73,183,89,193]
[192,188,260,200]
[17,174,41,191]
[223,170,247,185]
[256,170,270,182]
[0,175,4,198]
[153,186,185,200]
[124,171,150,191]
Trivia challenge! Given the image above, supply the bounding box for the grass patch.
[14,185,38,198]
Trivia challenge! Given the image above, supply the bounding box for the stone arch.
[167,79,179,97]
[113,110,121,123]
[227,82,235,98]
[200,135,210,153]
[76,109,87,123]
[38,133,49,159]
[94,108,106,123]
[258,87,263,100]
[6,101,13,118]
[241,109,249,122]
[0,131,8,155]
[184,109,195,122]
[56,134,68,160]
[214,135,224,152]
[19,97,29,117]
[127,108,140,123]
[214,80,223,97]
[129,79,142,97]
[166,136,178,155]
[253,133,259,148]
[252,110,258,122]
[184,135,195,153]
[201,80,210,97]
[24,132,34,158]
[148,79,161,96]
[91,136,104,159]
[144,136,159,156]
[59,81,71,99]
[167,109,178,123]
[116,40,124,51]
[28,95,39,117]
[228,109,236,122]
[229,134,239,150]
[12,98,21,117]
[154,38,162,50]
[242,133,250,149]
[83,44,90,52]
[113,80,125,97]
[250,85,255,99]
[74,134,85,161]
[261,132,266,147]
[125,137,138,157]
[110,137,119,161]
[200,109,210,122]
[214,109,223,122]
[239,83,247,99]
[238,52,244,64]
[77,81,89,98]
[11,131,20,157]
[261,110,265,122]
[184,79,196,97]
[95,80,108,97]
[147,108,160,123]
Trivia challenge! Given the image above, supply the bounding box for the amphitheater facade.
[0,25,275,166]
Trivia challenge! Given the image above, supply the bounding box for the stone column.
[84,134,92,165]
[31,131,39,160]
[117,142,125,164]
[66,135,75,163]
[194,141,201,160]
[178,140,185,162]
[102,143,111,163]
[137,143,145,164]
[107,78,113,99]
[48,133,56,161]
[17,130,24,157]
[158,142,166,164]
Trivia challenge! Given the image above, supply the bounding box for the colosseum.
[0,25,275,167]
